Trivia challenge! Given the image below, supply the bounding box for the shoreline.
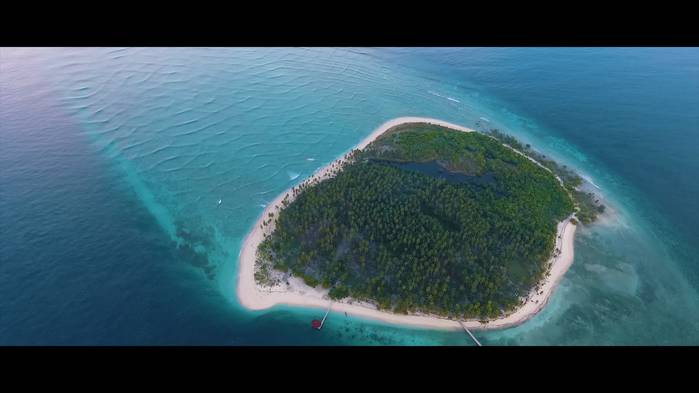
[237,116,577,331]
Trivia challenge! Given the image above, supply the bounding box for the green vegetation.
[485,129,605,224]
[258,124,575,320]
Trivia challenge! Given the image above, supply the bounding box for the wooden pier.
[459,321,482,346]
[312,302,333,330]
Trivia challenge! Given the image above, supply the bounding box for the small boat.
[217,199,222,205]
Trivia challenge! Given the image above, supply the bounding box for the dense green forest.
[258,124,575,320]
[484,128,605,224]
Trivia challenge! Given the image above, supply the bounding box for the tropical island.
[238,117,600,330]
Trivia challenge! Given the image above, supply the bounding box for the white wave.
[581,175,601,189]
[306,157,315,161]
[479,117,490,122]
[287,171,300,181]
[428,90,461,103]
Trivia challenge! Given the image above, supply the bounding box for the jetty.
[311,302,333,330]
[459,321,482,346]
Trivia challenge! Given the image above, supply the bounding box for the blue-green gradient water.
[1,48,698,345]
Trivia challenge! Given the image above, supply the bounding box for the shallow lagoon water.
[1,48,698,345]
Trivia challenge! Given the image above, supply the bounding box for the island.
[238,117,597,330]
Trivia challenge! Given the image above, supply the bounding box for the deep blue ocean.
[1,48,698,345]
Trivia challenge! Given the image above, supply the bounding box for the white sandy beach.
[237,117,577,331]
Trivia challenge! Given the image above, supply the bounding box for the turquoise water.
[1,47,698,345]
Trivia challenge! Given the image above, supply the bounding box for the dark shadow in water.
[175,223,217,280]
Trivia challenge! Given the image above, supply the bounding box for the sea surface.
[1,47,698,345]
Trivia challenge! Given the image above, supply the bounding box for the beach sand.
[237,117,577,331]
